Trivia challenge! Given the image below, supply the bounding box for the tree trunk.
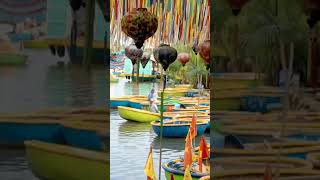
[83,0,95,69]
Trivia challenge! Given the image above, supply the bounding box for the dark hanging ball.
[307,17,318,29]
[135,40,144,49]
[49,45,56,56]
[232,9,241,16]
[158,44,178,71]
[69,0,83,11]
[57,46,65,57]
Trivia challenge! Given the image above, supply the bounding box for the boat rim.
[150,120,208,126]
[118,106,160,117]
[25,140,108,163]
[162,160,209,178]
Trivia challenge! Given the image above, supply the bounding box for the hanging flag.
[144,146,156,180]
[264,164,272,180]
[189,114,197,140]
[184,131,192,168]
[198,136,209,172]
[200,136,209,159]
[183,166,192,180]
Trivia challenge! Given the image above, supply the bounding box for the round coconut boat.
[207,169,320,180]
[151,119,208,138]
[212,156,313,172]
[162,159,209,180]
[213,141,320,159]
[213,73,264,90]
[307,152,320,169]
[213,94,243,111]
[220,123,320,143]
[118,106,160,123]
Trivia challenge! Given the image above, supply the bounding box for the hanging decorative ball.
[141,52,151,68]
[121,8,158,49]
[69,0,84,11]
[307,16,318,29]
[304,0,320,29]
[158,44,178,71]
[125,44,143,65]
[227,0,249,16]
[177,53,191,66]
[199,40,210,65]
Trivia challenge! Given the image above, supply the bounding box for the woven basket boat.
[206,169,320,180]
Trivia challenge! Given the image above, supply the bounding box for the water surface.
[110,79,209,179]
[0,49,107,179]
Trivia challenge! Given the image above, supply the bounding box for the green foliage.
[214,0,313,84]
[166,44,209,87]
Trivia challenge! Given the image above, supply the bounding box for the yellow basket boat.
[118,106,160,123]
[25,140,108,180]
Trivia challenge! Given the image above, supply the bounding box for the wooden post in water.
[83,0,95,69]
[136,59,140,83]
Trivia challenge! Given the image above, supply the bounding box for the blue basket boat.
[151,119,208,138]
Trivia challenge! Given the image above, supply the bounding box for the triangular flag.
[198,136,209,172]
[144,146,156,180]
[183,166,192,180]
[263,164,272,180]
[190,114,197,139]
[200,136,209,159]
[184,130,192,167]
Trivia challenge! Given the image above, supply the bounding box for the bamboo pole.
[136,59,140,83]
[274,41,294,180]
[83,0,95,69]
[158,74,166,180]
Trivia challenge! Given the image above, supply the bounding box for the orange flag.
[198,136,209,172]
[184,130,192,167]
[200,136,209,159]
[189,114,197,140]
[263,164,272,180]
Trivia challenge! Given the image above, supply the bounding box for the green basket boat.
[0,53,27,66]
[25,140,108,180]
[23,40,49,49]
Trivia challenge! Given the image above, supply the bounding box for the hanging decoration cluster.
[177,52,191,66]
[198,39,210,65]
[125,44,143,65]
[157,44,178,71]
[110,0,210,51]
[121,8,158,49]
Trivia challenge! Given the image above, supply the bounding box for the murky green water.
[0,49,107,179]
[110,78,209,180]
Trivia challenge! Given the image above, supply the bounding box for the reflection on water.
[0,149,37,180]
[110,77,159,97]
[0,49,107,113]
[0,49,107,179]
[110,110,209,179]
